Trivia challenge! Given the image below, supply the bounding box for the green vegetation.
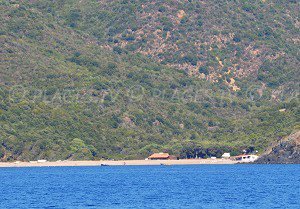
[0,0,299,161]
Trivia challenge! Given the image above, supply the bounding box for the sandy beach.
[0,159,237,168]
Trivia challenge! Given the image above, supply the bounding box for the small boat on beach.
[160,163,171,166]
[100,164,109,166]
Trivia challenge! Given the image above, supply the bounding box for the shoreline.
[0,159,237,168]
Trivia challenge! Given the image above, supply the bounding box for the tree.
[198,66,209,75]
[70,138,85,153]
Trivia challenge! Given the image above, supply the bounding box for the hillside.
[0,0,299,161]
[255,131,300,164]
[35,0,300,88]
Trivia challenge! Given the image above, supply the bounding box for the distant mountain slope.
[0,1,299,161]
[32,0,300,88]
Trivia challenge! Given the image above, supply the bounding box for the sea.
[0,164,299,209]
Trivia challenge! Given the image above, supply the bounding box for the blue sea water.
[0,165,299,209]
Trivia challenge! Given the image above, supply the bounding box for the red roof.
[148,153,170,159]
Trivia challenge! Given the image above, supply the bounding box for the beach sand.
[0,159,237,168]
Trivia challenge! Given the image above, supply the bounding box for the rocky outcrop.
[255,131,300,164]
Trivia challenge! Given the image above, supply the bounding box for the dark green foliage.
[0,0,298,161]
[198,66,209,75]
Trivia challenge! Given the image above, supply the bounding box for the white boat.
[234,155,258,163]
